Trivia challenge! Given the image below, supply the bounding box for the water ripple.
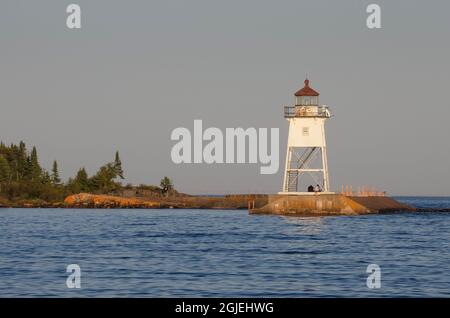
[0,197,450,297]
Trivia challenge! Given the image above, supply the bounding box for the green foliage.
[0,142,175,203]
[67,167,90,193]
[89,163,121,193]
[0,155,11,182]
[29,147,42,181]
[67,153,124,195]
[17,141,28,181]
[51,160,61,185]
[160,176,174,196]
[0,141,83,201]
[114,151,124,179]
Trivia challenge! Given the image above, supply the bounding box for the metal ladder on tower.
[298,147,318,170]
[287,170,299,192]
[285,147,318,192]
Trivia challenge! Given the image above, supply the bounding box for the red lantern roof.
[294,79,319,96]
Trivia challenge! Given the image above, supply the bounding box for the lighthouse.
[280,79,332,194]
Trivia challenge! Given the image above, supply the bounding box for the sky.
[1,0,450,196]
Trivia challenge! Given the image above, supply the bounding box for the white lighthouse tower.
[280,79,332,194]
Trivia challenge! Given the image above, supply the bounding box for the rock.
[64,193,160,208]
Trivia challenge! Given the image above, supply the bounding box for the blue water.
[0,197,449,297]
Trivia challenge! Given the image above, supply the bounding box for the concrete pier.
[14,193,416,215]
[249,194,415,216]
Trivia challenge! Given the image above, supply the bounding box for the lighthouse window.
[303,97,310,105]
[302,127,309,136]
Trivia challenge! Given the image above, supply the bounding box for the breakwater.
[3,193,448,216]
[64,193,415,215]
[249,194,415,216]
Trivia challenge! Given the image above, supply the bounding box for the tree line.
[0,141,173,203]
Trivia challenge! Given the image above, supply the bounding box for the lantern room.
[295,79,319,106]
[284,79,329,118]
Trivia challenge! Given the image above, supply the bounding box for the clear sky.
[1,0,450,196]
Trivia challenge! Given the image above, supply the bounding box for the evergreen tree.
[160,176,173,197]
[10,159,18,182]
[41,170,52,185]
[30,146,42,181]
[0,141,138,201]
[75,167,90,192]
[0,155,11,183]
[114,151,124,179]
[51,160,61,185]
[90,163,119,193]
[23,156,33,180]
[17,141,27,180]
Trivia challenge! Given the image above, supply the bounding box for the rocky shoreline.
[0,193,269,210]
[2,193,449,214]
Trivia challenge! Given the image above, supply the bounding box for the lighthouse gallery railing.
[284,106,331,118]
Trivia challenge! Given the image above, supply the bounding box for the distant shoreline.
[2,194,450,214]
[0,193,267,210]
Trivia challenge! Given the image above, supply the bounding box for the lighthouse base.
[278,191,335,195]
[250,194,414,216]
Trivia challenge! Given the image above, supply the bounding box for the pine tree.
[0,155,11,183]
[69,167,90,193]
[30,146,42,181]
[114,151,124,179]
[24,156,33,180]
[90,163,118,193]
[17,141,27,180]
[41,170,51,185]
[10,159,18,182]
[51,160,61,185]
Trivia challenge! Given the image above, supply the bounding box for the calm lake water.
[0,197,449,297]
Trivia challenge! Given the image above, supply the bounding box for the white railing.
[284,106,331,118]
